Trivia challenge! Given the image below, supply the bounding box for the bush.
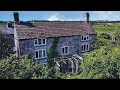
[91,38,111,50]
[98,33,111,40]
[0,55,67,79]
[77,45,120,79]
[0,30,12,59]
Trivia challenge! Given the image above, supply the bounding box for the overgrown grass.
[92,23,120,35]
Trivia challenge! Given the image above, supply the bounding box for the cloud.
[95,11,113,20]
[47,13,60,21]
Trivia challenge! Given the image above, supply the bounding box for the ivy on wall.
[48,37,59,67]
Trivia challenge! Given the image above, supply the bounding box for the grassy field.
[92,23,120,35]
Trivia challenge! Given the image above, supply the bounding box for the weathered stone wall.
[19,34,96,63]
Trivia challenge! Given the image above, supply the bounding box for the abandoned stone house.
[0,12,97,64]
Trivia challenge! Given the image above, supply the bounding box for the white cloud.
[95,11,113,20]
[47,13,60,21]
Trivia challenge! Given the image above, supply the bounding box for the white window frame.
[34,49,47,59]
[61,46,69,55]
[34,38,46,46]
[81,44,89,52]
[81,35,89,41]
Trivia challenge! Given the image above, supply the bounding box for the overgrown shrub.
[0,30,12,59]
[91,38,111,50]
[98,33,111,40]
[70,45,120,79]
[0,55,67,79]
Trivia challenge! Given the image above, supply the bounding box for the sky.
[0,11,120,21]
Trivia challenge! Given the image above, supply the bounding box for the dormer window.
[81,35,89,41]
[34,38,46,46]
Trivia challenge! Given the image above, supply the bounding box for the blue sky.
[0,11,120,21]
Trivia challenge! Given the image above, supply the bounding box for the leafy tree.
[0,55,65,79]
[91,38,111,50]
[0,30,11,59]
[72,45,120,79]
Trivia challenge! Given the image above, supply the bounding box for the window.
[34,38,46,46]
[34,39,38,45]
[81,44,89,52]
[61,46,69,55]
[35,49,46,59]
[43,39,46,44]
[38,39,42,44]
[35,50,39,59]
[81,35,89,41]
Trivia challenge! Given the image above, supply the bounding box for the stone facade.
[18,34,97,63]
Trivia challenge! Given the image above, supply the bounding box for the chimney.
[7,22,12,28]
[86,12,89,23]
[13,12,19,22]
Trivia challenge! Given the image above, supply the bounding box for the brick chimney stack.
[86,12,89,23]
[13,12,19,22]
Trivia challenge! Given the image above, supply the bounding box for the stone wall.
[19,34,96,63]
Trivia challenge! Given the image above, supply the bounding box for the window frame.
[61,46,69,55]
[81,44,89,52]
[34,49,47,59]
[81,35,89,41]
[34,38,46,46]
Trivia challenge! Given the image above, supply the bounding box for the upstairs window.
[81,35,89,41]
[61,46,69,55]
[34,38,46,46]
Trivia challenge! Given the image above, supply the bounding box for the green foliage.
[91,38,111,50]
[0,55,59,79]
[75,45,120,79]
[114,31,120,42]
[48,37,59,67]
[0,30,11,59]
[98,33,111,40]
[92,23,120,35]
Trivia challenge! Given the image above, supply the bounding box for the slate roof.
[15,21,97,39]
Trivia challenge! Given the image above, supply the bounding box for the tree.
[0,30,11,59]
[71,45,120,79]
[91,38,111,50]
[0,55,65,79]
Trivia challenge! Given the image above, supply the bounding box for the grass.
[92,23,120,35]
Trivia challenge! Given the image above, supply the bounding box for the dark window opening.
[35,51,38,58]
[38,39,41,44]
[35,39,37,45]
[43,39,45,44]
